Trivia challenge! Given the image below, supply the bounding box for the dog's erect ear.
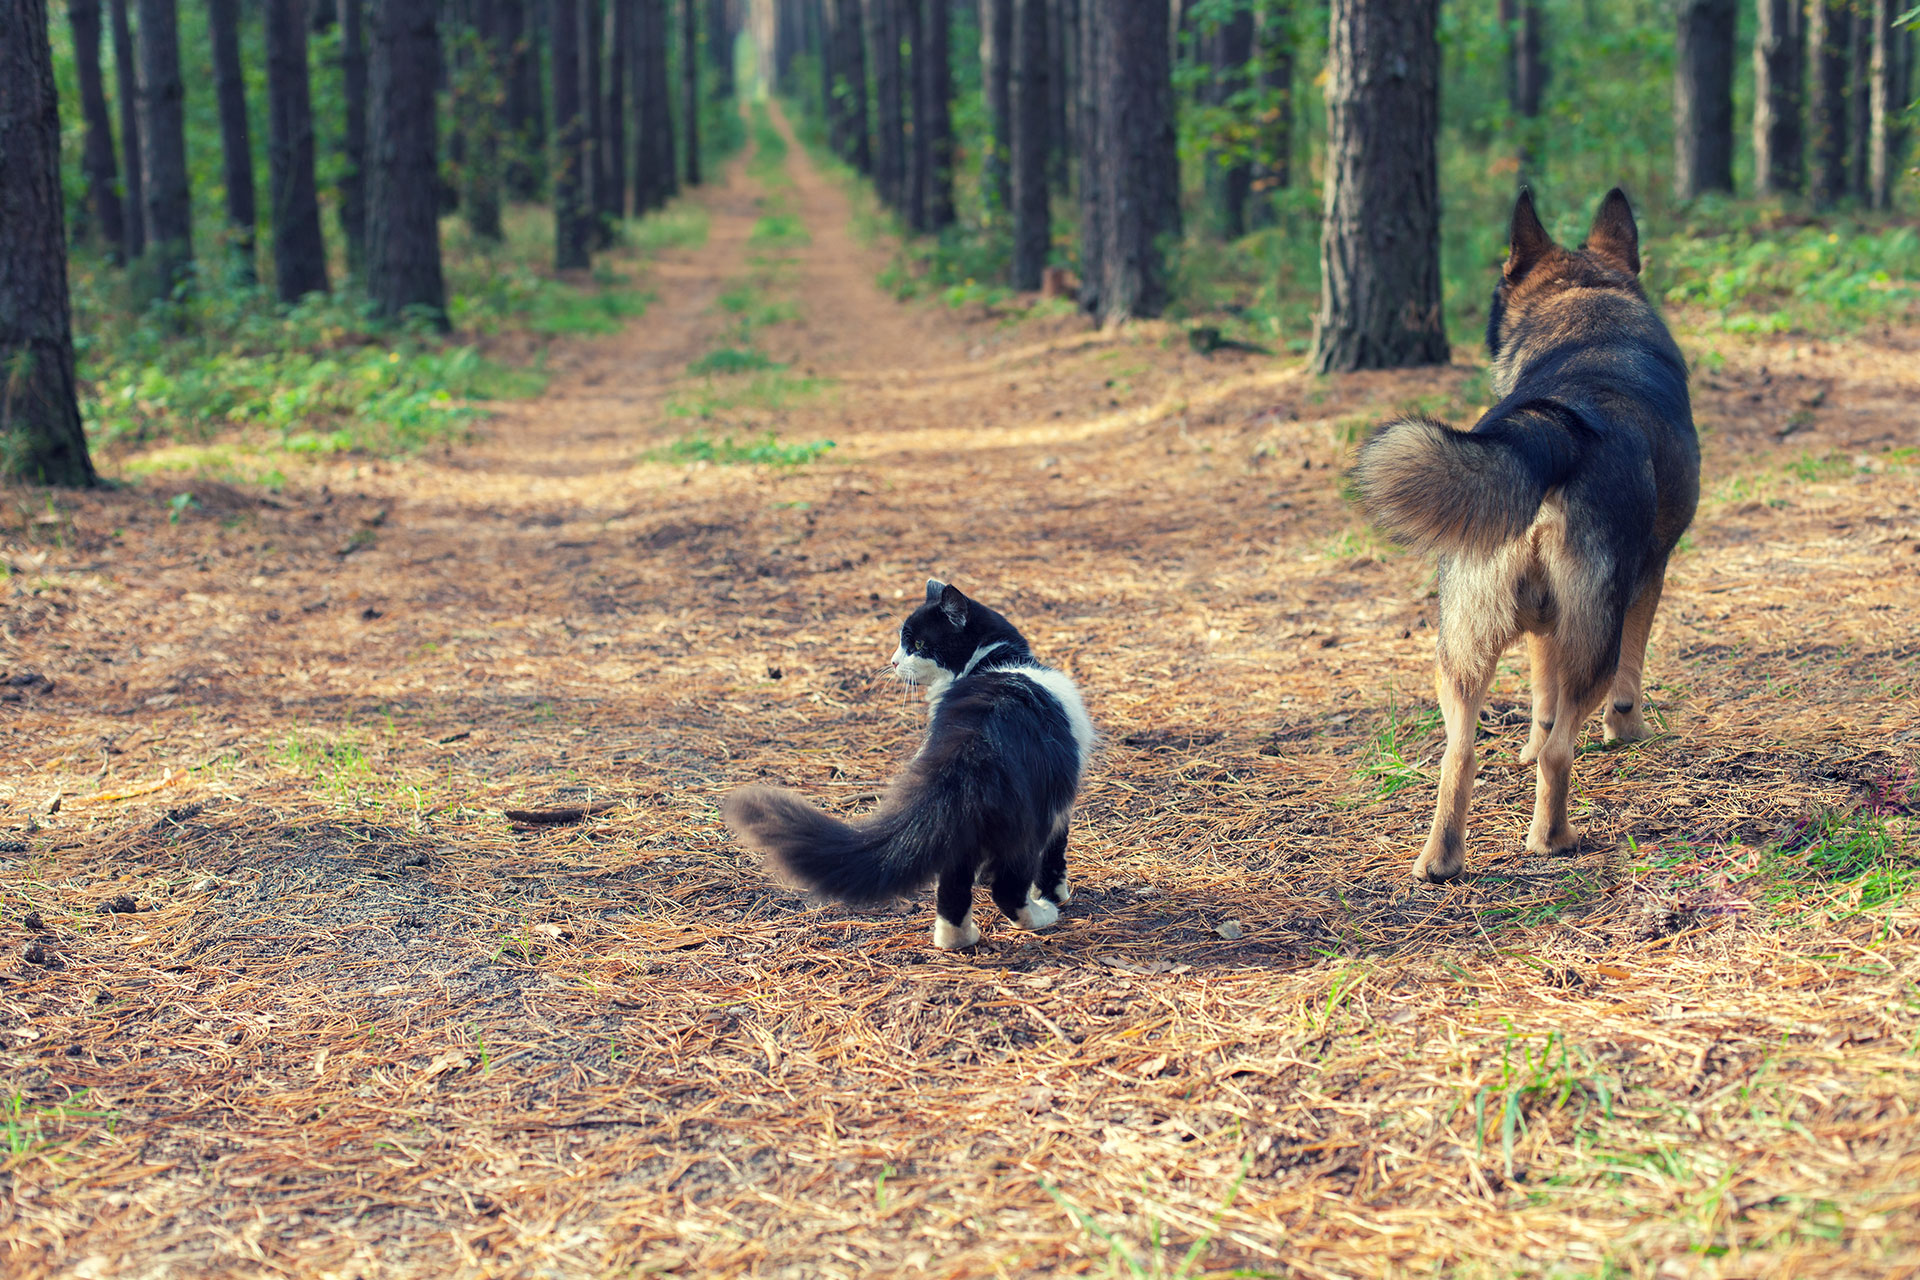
[1583,187,1641,275]
[1505,189,1554,282]
[925,578,946,603]
[937,583,969,628]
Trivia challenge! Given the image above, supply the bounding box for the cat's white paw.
[1014,897,1059,931]
[1049,878,1072,906]
[933,913,980,950]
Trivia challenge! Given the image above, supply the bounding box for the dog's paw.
[933,913,981,950]
[1412,832,1465,883]
[1602,704,1652,745]
[1524,822,1582,855]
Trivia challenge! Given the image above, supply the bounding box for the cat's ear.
[925,578,946,603]
[938,583,969,628]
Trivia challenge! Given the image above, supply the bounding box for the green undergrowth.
[646,433,835,468]
[72,204,696,465]
[687,346,786,376]
[666,369,828,420]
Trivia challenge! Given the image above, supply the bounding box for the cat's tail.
[1350,408,1580,553]
[722,784,962,905]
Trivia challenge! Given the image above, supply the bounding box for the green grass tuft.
[648,433,836,468]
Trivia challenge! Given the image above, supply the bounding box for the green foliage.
[1654,218,1920,333]
[648,433,836,467]
[749,213,812,249]
[626,204,713,255]
[687,346,785,375]
[1355,699,1443,800]
[1760,810,1915,916]
[665,370,829,420]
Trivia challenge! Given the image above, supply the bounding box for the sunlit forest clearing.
[3,0,1919,1274]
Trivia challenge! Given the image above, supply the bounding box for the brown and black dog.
[1351,188,1699,882]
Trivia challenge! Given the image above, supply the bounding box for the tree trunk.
[838,0,871,171]
[503,0,544,198]
[1501,0,1544,185]
[1674,0,1736,201]
[681,0,701,184]
[1090,0,1176,323]
[459,0,505,239]
[981,0,1011,216]
[1045,0,1067,190]
[1010,0,1047,284]
[1309,0,1446,373]
[65,0,125,258]
[866,0,904,208]
[208,0,259,282]
[1809,0,1848,206]
[1848,0,1872,200]
[552,0,592,264]
[366,0,448,323]
[1867,0,1894,208]
[920,0,953,227]
[1072,0,1099,310]
[707,0,732,95]
[1888,19,1913,205]
[268,0,331,300]
[604,0,629,219]
[137,0,195,300]
[645,0,678,207]
[1206,3,1254,238]
[902,0,926,228]
[1754,0,1804,195]
[1,0,97,486]
[1249,0,1291,228]
[338,0,370,269]
[109,0,146,260]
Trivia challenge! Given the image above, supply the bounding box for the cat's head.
[890,579,1030,692]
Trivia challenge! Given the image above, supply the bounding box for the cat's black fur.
[723,580,1094,950]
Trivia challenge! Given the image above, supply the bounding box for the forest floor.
[4,105,1919,1279]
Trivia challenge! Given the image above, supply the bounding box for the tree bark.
[1754,0,1804,195]
[1,0,97,486]
[681,0,701,184]
[981,0,1011,216]
[584,0,615,241]
[1309,0,1447,373]
[1848,0,1872,200]
[1809,0,1848,206]
[643,0,678,208]
[1887,19,1913,205]
[1674,0,1736,201]
[1249,0,1291,227]
[208,0,259,281]
[338,0,370,269]
[866,0,904,209]
[108,0,146,260]
[707,0,732,95]
[366,0,448,323]
[503,0,544,198]
[840,0,871,171]
[1090,0,1177,323]
[66,0,126,257]
[268,0,330,300]
[902,0,926,228]
[1045,0,1067,190]
[604,0,629,218]
[920,0,953,227]
[552,0,592,264]
[1072,0,1100,310]
[458,0,505,239]
[1867,0,1894,209]
[1500,0,1543,185]
[1205,2,1254,238]
[137,0,195,299]
[1010,0,1047,284]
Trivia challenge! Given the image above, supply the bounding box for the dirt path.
[4,105,1919,1277]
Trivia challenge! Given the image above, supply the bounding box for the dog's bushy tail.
[1350,408,1581,553]
[722,784,965,905]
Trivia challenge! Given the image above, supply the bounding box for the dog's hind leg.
[1604,574,1665,745]
[1519,632,1559,765]
[1526,659,1611,855]
[1414,659,1498,883]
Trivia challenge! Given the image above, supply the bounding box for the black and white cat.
[724,579,1095,949]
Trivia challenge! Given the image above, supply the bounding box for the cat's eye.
[912,639,927,654]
